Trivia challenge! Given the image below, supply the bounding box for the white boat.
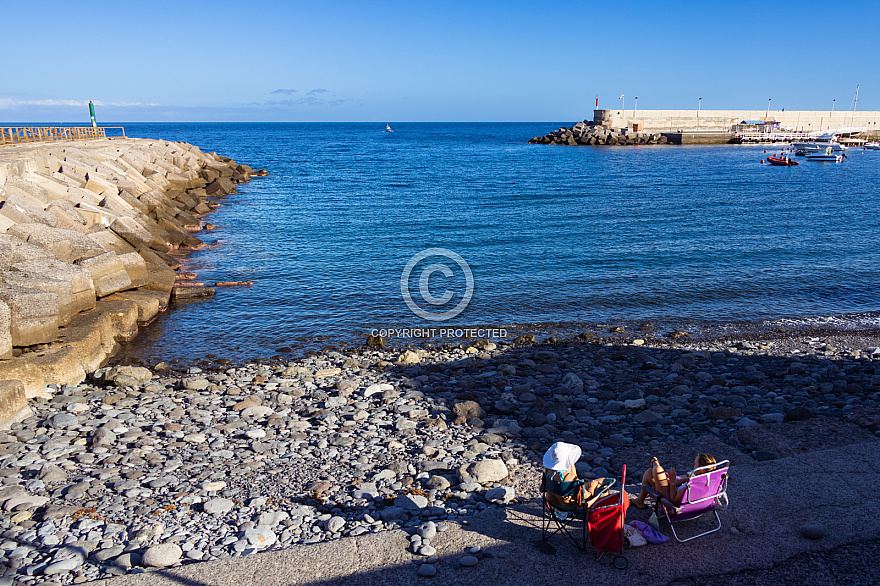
[385,124,393,133]
[792,133,847,152]
[865,142,880,150]
[806,147,844,162]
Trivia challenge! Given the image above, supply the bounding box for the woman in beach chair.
[541,441,615,551]
[632,453,717,508]
[542,442,612,511]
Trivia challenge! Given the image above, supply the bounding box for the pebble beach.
[1,326,879,584]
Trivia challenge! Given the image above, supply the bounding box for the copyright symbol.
[400,248,474,322]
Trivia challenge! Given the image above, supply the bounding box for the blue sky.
[3,0,878,122]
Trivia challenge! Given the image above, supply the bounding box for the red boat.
[766,155,798,166]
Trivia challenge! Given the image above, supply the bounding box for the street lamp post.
[766,98,772,120]
[697,97,702,129]
[634,96,638,117]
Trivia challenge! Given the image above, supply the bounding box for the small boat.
[865,142,880,150]
[806,147,844,162]
[385,124,393,132]
[792,133,847,152]
[767,155,798,166]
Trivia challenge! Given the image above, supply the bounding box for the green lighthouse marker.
[89,101,97,128]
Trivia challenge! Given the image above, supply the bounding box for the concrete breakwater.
[529,120,739,146]
[529,120,668,146]
[0,138,262,427]
[529,120,671,146]
[0,331,877,582]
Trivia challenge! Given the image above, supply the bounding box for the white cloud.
[0,99,160,110]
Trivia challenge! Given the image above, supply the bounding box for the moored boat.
[806,147,844,162]
[767,155,799,166]
[792,133,847,152]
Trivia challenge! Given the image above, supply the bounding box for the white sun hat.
[543,441,582,471]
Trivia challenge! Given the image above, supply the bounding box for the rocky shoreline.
[0,328,877,584]
[0,138,265,426]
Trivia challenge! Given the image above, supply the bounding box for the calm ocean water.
[112,122,880,363]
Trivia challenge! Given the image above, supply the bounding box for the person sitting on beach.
[541,441,609,511]
[632,453,717,509]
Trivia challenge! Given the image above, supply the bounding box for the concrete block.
[7,223,105,263]
[75,202,119,228]
[0,193,57,227]
[76,252,132,297]
[0,359,49,398]
[3,179,51,204]
[157,218,190,245]
[116,189,150,214]
[52,170,85,189]
[11,259,96,315]
[108,289,164,324]
[136,249,177,292]
[0,214,15,234]
[22,173,70,201]
[84,176,119,197]
[0,284,59,346]
[55,298,137,373]
[65,187,104,208]
[0,301,11,358]
[0,380,31,430]
[26,346,85,392]
[116,252,149,288]
[1,271,73,326]
[87,230,137,255]
[45,200,89,233]
[109,216,160,250]
[205,178,235,196]
[100,191,136,213]
[0,234,54,271]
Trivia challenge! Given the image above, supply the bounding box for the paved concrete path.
[94,439,880,586]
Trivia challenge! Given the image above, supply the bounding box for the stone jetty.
[529,121,668,146]
[0,330,878,583]
[0,138,263,428]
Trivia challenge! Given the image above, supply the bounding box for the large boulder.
[103,365,153,387]
[458,459,509,485]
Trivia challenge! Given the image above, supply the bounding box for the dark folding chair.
[541,473,614,551]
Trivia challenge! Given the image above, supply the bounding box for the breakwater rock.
[0,138,263,426]
[529,120,668,146]
[0,332,878,582]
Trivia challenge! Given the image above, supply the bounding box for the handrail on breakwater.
[0,126,126,145]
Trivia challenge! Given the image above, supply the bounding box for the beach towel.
[630,520,670,544]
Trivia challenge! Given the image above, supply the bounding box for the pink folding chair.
[644,460,729,542]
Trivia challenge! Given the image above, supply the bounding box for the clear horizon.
[4,0,878,123]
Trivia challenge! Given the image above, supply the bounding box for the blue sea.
[110,122,880,364]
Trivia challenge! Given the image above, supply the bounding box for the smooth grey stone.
[418,563,437,577]
[459,555,479,567]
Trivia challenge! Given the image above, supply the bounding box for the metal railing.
[736,131,814,143]
[0,126,126,145]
